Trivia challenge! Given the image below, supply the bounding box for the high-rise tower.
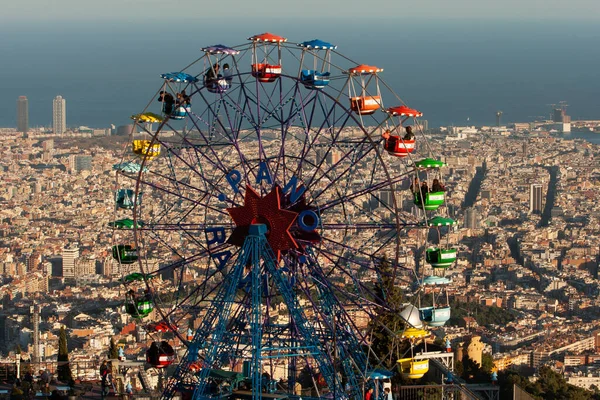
[62,245,79,278]
[53,95,66,135]
[530,184,543,214]
[17,96,29,133]
[30,305,40,364]
[464,207,479,229]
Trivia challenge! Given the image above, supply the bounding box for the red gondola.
[383,135,416,157]
[189,360,203,373]
[386,105,423,118]
[249,33,287,83]
[147,321,177,333]
[146,341,175,368]
[251,63,282,83]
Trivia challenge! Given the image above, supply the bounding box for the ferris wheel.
[110,32,456,399]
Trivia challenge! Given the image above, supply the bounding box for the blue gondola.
[159,72,196,120]
[418,306,451,327]
[300,70,331,89]
[419,274,452,327]
[115,189,142,209]
[166,105,189,120]
[298,39,336,90]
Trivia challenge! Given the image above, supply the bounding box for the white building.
[53,95,66,135]
[62,245,79,278]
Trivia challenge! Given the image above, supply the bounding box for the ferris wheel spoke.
[146,241,235,295]
[143,222,234,231]
[295,105,352,182]
[317,170,411,212]
[271,83,316,181]
[150,137,242,207]
[302,246,386,309]
[292,93,342,178]
[320,223,399,230]
[211,94,262,188]
[310,140,374,198]
[166,246,241,316]
[137,172,231,216]
[293,258,374,352]
[317,235,407,272]
[309,245,413,309]
[195,92,243,146]
[292,95,321,178]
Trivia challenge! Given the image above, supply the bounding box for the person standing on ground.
[384,387,394,400]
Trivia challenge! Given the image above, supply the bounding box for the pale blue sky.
[4,0,600,22]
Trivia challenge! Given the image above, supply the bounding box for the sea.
[1,17,600,130]
[561,131,600,145]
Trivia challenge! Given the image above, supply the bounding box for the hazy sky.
[4,0,600,22]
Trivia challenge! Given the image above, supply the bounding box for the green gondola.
[414,191,445,211]
[425,247,457,268]
[427,216,456,227]
[112,245,138,264]
[108,218,144,229]
[414,158,446,169]
[123,272,155,283]
[125,300,154,318]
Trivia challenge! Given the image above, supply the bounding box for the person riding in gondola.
[127,289,137,301]
[403,125,415,140]
[205,63,220,85]
[178,90,191,106]
[431,178,445,192]
[382,129,399,151]
[410,177,420,195]
[143,288,152,302]
[146,342,160,365]
[420,181,429,196]
[158,91,175,115]
[222,63,232,84]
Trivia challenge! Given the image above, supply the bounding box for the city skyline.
[2,20,600,129]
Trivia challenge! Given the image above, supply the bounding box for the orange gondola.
[346,65,383,115]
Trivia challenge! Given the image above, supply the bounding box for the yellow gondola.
[397,358,429,379]
[398,327,430,379]
[402,328,428,340]
[132,140,161,160]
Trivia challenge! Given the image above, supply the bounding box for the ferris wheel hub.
[227,185,299,257]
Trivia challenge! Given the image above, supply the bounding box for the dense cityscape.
[3,88,600,400]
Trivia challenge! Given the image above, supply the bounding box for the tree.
[498,366,597,400]
[108,338,119,359]
[481,353,494,375]
[57,326,73,384]
[368,258,408,370]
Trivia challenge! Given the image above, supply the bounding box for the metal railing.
[395,384,484,400]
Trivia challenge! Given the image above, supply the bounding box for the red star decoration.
[227,185,299,259]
